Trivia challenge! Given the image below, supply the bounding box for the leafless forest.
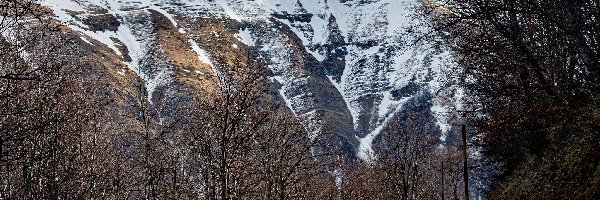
[1,0,598,199]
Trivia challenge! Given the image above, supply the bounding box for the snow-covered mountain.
[40,0,460,160]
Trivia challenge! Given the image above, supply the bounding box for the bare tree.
[0,1,90,198]
[427,0,600,198]
[340,105,466,200]
[252,111,336,199]
[184,63,272,199]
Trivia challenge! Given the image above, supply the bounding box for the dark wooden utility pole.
[441,161,444,200]
[173,153,178,200]
[461,125,469,200]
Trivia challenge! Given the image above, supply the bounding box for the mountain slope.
[40,0,460,160]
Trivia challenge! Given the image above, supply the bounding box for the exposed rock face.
[81,14,121,32]
[40,0,461,160]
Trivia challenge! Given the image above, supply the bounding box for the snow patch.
[273,76,295,115]
[116,23,144,71]
[236,28,255,46]
[79,36,93,45]
[145,69,172,103]
[299,110,321,140]
[357,124,384,162]
[217,0,244,21]
[189,39,215,74]
[357,96,411,162]
[431,103,450,137]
